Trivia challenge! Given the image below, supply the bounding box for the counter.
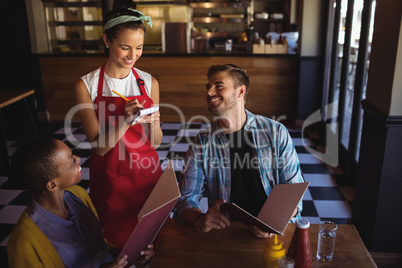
[39,53,298,124]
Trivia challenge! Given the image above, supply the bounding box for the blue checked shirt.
[175,110,304,222]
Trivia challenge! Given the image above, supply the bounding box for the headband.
[103,8,153,32]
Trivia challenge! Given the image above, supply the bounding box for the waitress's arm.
[74,79,131,156]
[148,76,163,149]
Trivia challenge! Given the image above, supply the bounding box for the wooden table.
[151,219,377,268]
[0,90,38,174]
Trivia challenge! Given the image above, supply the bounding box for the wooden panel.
[40,57,106,121]
[40,56,298,123]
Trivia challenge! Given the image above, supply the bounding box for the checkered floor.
[0,121,354,266]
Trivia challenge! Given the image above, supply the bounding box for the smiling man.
[175,64,304,238]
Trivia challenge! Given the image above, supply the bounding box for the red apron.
[89,64,162,248]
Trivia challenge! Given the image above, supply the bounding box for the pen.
[112,90,130,102]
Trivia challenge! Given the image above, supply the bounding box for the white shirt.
[81,67,152,102]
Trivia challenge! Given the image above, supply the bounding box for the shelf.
[50,21,103,27]
[189,2,249,8]
[251,0,291,34]
[192,32,235,38]
[193,17,246,23]
[57,39,102,45]
[42,0,102,8]
[253,19,287,23]
[253,0,286,2]
[43,0,103,54]
[189,1,250,28]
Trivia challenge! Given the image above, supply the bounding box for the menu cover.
[118,161,181,266]
[220,182,309,235]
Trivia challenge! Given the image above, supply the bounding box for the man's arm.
[277,124,305,220]
[175,139,206,219]
[175,137,230,232]
[249,123,304,237]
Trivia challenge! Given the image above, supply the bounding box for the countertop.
[36,49,298,58]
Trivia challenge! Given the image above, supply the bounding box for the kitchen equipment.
[162,22,192,54]
[193,36,209,53]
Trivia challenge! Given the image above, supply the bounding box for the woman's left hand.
[136,110,160,129]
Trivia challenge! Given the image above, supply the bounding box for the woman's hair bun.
[113,0,137,10]
[104,0,146,41]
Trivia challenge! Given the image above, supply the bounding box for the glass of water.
[317,221,337,262]
[278,256,294,268]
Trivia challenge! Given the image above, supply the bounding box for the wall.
[364,0,402,116]
[390,15,402,116]
[353,0,402,252]
[296,0,326,120]
[299,0,323,56]
[25,0,48,54]
[39,56,299,124]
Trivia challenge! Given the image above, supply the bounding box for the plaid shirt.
[175,110,304,222]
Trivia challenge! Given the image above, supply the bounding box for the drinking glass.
[317,221,337,262]
[278,256,294,268]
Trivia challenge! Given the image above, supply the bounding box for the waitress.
[74,0,162,249]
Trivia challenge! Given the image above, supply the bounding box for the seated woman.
[7,137,153,267]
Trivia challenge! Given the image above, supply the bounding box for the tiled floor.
[0,121,354,266]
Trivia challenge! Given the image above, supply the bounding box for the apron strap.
[96,64,107,103]
[131,68,148,97]
[96,64,148,102]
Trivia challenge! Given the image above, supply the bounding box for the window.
[321,0,376,169]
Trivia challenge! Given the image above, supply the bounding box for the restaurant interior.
[0,0,401,267]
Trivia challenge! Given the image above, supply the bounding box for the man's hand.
[250,225,275,239]
[194,199,231,232]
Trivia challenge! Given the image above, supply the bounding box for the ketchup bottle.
[287,219,312,268]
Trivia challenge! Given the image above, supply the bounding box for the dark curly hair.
[10,137,60,193]
[103,0,147,43]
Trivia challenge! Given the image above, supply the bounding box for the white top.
[81,67,152,102]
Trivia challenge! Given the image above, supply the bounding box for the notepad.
[220,182,309,235]
[132,106,159,125]
[118,161,180,265]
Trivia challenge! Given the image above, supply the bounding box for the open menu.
[220,182,309,235]
[118,161,180,266]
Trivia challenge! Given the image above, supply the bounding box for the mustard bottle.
[263,234,286,268]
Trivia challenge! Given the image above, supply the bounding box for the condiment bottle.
[253,32,260,44]
[287,219,312,268]
[277,34,283,45]
[265,34,272,45]
[263,234,286,268]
